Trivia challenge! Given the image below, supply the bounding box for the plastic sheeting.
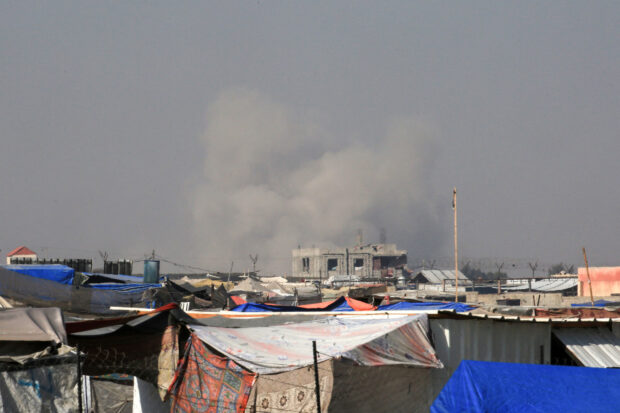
[2,264,75,284]
[377,301,475,312]
[190,314,443,374]
[431,360,620,413]
[0,266,163,315]
[231,296,375,312]
[572,299,620,307]
[0,307,66,343]
[0,356,79,412]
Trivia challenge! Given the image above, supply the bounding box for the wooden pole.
[453,188,458,303]
[582,247,595,306]
[312,341,322,413]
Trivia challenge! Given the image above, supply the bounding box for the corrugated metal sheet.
[553,327,620,368]
[503,278,578,292]
[415,270,468,283]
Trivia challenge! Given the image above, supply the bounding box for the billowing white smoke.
[192,88,445,275]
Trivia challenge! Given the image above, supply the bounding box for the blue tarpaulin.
[231,296,475,313]
[432,360,620,413]
[572,299,620,307]
[3,264,75,285]
[377,301,475,312]
[231,296,367,312]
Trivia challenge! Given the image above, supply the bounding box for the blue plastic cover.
[231,296,356,312]
[571,299,620,307]
[377,301,475,312]
[3,264,75,285]
[431,360,620,413]
[85,283,161,291]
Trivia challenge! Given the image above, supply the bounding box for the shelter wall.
[426,318,551,406]
[578,266,620,297]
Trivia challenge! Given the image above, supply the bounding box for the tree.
[547,263,576,275]
[461,262,507,281]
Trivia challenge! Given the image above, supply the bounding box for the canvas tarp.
[0,307,66,343]
[431,360,620,413]
[0,307,72,364]
[190,314,442,374]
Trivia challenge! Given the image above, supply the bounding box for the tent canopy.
[190,314,443,374]
[432,360,620,413]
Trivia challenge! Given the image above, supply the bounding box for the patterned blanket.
[169,334,256,412]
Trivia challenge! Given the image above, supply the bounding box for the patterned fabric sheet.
[246,360,334,413]
[169,335,256,413]
[190,314,442,374]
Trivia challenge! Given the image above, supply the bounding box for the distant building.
[578,266,620,297]
[291,243,407,281]
[411,269,469,285]
[6,246,37,265]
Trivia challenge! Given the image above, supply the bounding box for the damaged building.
[291,243,407,282]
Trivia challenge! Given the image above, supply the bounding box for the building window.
[354,258,364,269]
[302,257,310,272]
[327,258,338,271]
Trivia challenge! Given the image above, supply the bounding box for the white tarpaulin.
[190,314,442,374]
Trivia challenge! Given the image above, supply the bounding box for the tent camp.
[431,360,620,413]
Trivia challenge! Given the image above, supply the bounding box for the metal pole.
[453,188,458,303]
[76,343,83,413]
[582,247,595,306]
[312,341,322,413]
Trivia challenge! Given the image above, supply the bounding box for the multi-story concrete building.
[291,243,407,282]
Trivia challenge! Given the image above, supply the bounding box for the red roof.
[6,245,37,257]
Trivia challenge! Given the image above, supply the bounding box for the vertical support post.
[453,188,458,303]
[582,247,595,306]
[77,343,83,413]
[312,341,322,413]
[497,279,501,294]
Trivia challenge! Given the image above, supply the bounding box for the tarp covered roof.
[414,270,468,283]
[231,296,375,312]
[2,264,75,284]
[432,360,620,413]
[377,301,475,312]
[553,327,620,368]
[503,277,578,292]
[190,314,442,374]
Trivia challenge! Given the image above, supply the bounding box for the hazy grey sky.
[1,2,618,275]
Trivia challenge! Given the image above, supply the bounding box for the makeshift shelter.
[0,265,163,315]
[0,307,79,412]
[170,314,443,412]
[68,303,193,401]
[431,360,620,413]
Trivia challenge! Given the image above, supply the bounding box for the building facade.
[6,246,38,265]
[291,243,407,281]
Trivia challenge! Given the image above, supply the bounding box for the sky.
[1,2,618,275]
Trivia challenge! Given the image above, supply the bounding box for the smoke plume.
[191,88,445,275]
